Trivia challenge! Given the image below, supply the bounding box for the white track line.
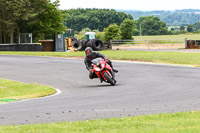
[113,60,195,68]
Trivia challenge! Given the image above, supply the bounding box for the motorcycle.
[91,58,116,86]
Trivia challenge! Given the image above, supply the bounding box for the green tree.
[95,32,105,41]
[192,22,200,32]
[187,24,193,32]
[0,0,66,43]
[133,29,140,36]
[180,25,185,31]
[75,28,91,40]
[170,28,175,31]
[0,0,37,43]
[120,19,134,39]
[0,1,5,44]
[23,0,67,42]
[135,16,168,35]
[104,24,120,42]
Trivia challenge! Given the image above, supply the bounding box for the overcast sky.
[51,0,200,11]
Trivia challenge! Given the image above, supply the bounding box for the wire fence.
[111,38,186,45]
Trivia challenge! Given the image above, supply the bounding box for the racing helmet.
[85,47,93,57]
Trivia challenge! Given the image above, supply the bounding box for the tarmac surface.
[0,55,200,125]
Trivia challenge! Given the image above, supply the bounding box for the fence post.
[30,33,32,44]
[19,33,20,44]
[110,40,112,49]
[185,38,187,49]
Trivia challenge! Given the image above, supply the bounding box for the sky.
[51,0,200,11]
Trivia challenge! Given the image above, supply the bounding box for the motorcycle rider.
[84,47,118,80]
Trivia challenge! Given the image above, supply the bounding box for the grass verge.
[0,51,85,57]
[0,111,200,133]
[0,51,200,67]
[0,79,56,103]
[102,51,200,67]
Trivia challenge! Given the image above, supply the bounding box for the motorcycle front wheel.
[103,72,116,86]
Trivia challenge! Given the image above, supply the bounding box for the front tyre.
[103,72,116,86]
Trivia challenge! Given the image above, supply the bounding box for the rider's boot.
[111,71,116,83]
[112,68,118,73]
[108,61,118,73]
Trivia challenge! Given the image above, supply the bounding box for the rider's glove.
[104,57,108,62]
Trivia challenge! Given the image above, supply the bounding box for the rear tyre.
[80,40,86,50]
[103,72,116,86]
[86,39,93,48]
[92,39,104,51]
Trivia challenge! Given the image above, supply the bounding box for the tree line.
[62,8,133,32]
[63,9,169,41]
[75,15,169,42]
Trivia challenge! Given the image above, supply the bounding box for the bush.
[104,24,120,42]
[120,19,134,39]
[96,32,105,41]
[133,29,140,36]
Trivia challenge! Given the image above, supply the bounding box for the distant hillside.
[118,9,200,26]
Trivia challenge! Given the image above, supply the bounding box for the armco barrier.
[0,44,42,51]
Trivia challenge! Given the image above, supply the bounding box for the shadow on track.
[82,84,122,88]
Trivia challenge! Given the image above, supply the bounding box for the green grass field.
[133,34,200,40]
[131,34,200,44]
[0,51,85,57]
[1,51,200,67]
[0,111,200,133]
[0,79,56,103]
[102,51,200,67]
[111,34,200,44]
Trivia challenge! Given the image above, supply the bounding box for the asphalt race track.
[0,55,200,125]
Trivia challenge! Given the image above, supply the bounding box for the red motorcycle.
[91,58,116,86]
